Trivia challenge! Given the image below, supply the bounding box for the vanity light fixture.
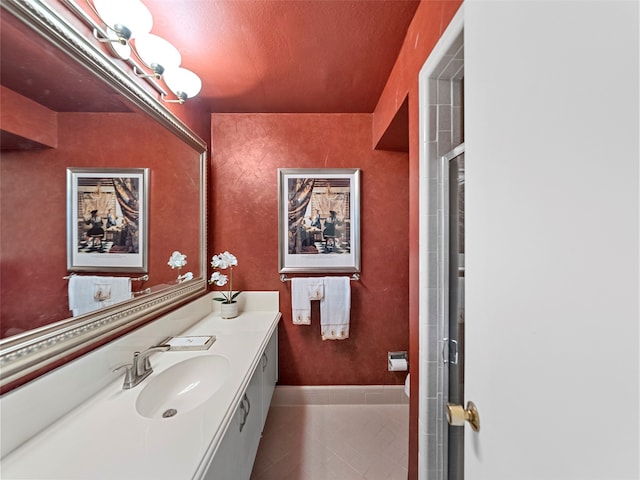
[162,68,203,104]
[64,0,202,103]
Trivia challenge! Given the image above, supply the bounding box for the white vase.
[220,301,239,319]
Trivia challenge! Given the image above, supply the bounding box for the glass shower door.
[445,147,465,480]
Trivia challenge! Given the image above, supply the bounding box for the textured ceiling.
[143,0,419,113]
[1,0,419,114]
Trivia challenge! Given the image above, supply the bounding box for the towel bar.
[280,273,360,282]
[63,274,149,282]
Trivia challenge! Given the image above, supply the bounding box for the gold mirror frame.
[0,0,208,389]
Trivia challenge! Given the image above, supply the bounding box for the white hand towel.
[101,277,132,308]
[68,275,102,316]
[68,276,132,316]
[291,278,311,325]
[320,276,350,340]
[307,280,324,301]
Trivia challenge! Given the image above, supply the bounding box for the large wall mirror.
[0,0,207,389]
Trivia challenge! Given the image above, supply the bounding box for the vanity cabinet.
[203,326,278,480]
[259,327,278,430]
[0,293,281,480]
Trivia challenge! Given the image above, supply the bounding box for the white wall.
[464,1,639,479]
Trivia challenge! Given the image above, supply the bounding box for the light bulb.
[93,0,153,42]
[164,68,202,100]
[134,34,182,77]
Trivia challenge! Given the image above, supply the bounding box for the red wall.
[371,2,463,478]
[211,113,409,385]
[1,112,200,337]
[0,86,57,148]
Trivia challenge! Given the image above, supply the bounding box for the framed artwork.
[67,167,149,272]
[278,168,360,273]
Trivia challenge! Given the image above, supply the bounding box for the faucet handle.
[113,363,135,388]
[113,363,132,374]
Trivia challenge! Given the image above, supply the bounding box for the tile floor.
[250,404,409,480]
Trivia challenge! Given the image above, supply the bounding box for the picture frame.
[67,167,149,272]
[278,168,361,273]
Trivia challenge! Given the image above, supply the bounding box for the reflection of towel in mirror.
[68,276,131,316]
[291,278,311,325]
[102,277,132,308]
[320,277,350,340]
[68,275,100,316]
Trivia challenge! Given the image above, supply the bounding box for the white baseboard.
[271,385,409,406]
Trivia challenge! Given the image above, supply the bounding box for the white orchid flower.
[209,250,240,305]
[178,272,193,283]
[168,251,187,269]
[211,251,238,269]
[210,271,228,287]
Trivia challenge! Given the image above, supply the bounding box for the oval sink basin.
[136,355,230,419]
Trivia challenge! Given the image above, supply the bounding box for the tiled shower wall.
[422,32,463,480]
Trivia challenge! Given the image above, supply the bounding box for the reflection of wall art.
[67,168,149,272]
[278,168,360,273]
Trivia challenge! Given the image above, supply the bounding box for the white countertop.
[1,308,281,480]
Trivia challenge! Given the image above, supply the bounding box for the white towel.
[307,280,324,301]
[320,276,350,340]
[68,275,131,316]
[101,277,132,308]
[69,275,100,316]
[291,278,311,325]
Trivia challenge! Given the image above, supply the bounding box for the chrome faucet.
[114,344,170,389]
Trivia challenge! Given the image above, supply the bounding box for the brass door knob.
[446,401,480,432]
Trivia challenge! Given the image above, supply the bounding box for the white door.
[462,1,639,479]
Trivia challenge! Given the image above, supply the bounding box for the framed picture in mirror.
[278,168,361,273]
[67,167,149,272]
